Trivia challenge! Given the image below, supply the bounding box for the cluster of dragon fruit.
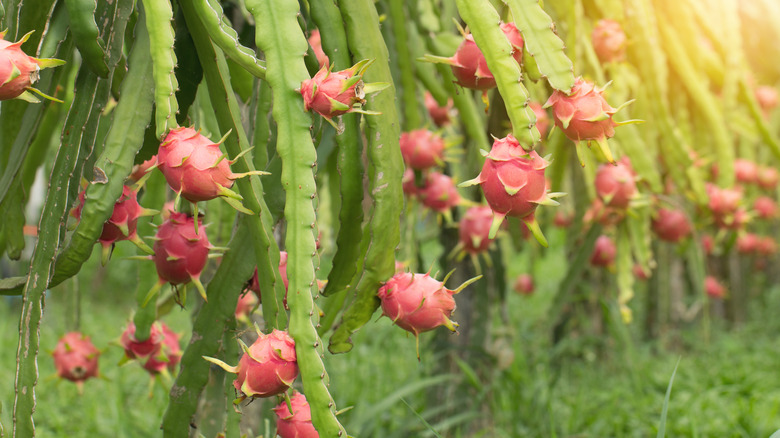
[4,8,777,437]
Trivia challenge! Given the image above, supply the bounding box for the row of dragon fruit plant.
[1,0,779,435]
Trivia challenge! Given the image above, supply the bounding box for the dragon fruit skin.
[705,276,726,299]
[594,160,637,208]
[120,322,165,360]
[300,59,372,119]
[247,251,289,308]
[377,272,459,336]
[458,206,496,255]
[273,392,320,438]
[425,92,453,127]
[0,31,64,101]
[151,212,211,301]
[461,134,557,244]
[590,235,617,267]
[157,127,242,203]
[652,208,692,243]
[449,23,523,91]
[734,159,758,184]
[754,196,778,219]
[529,102,550,138]
[141,324,182,375]
[513,274,534,295]
[400,129,446,170]
[591,19,627,63]
[418,172,461,213]
[52,332,100,385]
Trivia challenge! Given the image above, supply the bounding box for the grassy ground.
[2,235,780,437]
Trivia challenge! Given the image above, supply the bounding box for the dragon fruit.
[402,168,419,197]
[590,235,616,267]
[513,274,534,295]
[757,166,779,190]
[72,185,155,263]
[308,29,329,68]
[300,59,374,119]
[755,85,778,115]
[140,324,181,375]
[273,392,319,438]
[446,23,523,91]
[737,233,760,254]
[149,212,212,303]
[128,155,158,183]
[425,92,453,127]
[460,134,560,245]
[734,159,758,184]
[553,211,573,228]
[583,198,626,226]
[204,329,298,401]
[705,276,726,299]
[591,19,626,63]
[235,291,259,322]
[377,272,478,355]
[594,159,636,208]
[418,172,461,213]
[0,30,65,102]
[754,196,777,219]
[457,205,496,255]
[757,236,777,256]
[157,127,261,207]
[651,208,692,243]
[52,332,100,387]
[120,322,165,360]
[544,77,626,165]
[400,129,445,170]
[706,183,741,216]
[633,264,650,281]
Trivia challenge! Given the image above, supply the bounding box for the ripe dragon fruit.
[0,30,65,102]
[757,166,779,190]
[402,168,419,197]
[157,127,262,210]
[651,208,692,243]
[756,236,777,256]
[755,85,778,115]
[705,276,726,299]
[128,155,158,183]
[377,272,479,356]
[583,197,626,226]
[72,185,155,264]
[734,159,758,185]
[425,92,453,127]
[513,274,534,295]
[52,332,100,388]
[590,235,616,267]
[418,172,461,214]
[529,101,550,138]
[308,29,329,68]
[140,324,181,375]
[446,23,523,91]
[633,264,650,281]
[591,19,626,64]
[235,291,259,322]
[120,322,165,360]
[544,77,630,166]
[457,205,496,255]
[273,392,319,438]
[706,183,742,226]
[300,59,377,120]
[460,134,561,246]
[400,129,446,170]
[594,159,637,208]
[204,329,299,401]
[737,233,760,254]
[754,196,778,219]
[148,212,212,303]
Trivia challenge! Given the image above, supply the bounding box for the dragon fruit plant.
[203,329,299,403]
[52,332,100,389]
[0,30,65,102]
[460,134,563,246]
[274,392,320,438]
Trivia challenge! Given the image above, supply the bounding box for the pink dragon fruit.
[445,23,523,91]
[513,274,534,295]
[402,168,419,197]
[52,332,100,387]
[128,155,158,183]
[583,197,626,226]
[734,159,758,184]
[72,185,155,263]
[553,211,573,228]
[706,183,741,216]
[705,276,726,299]
[757,236,777,256]
[300,59,374,119]
[418,172,461,213]
[149,212,212,302]
[591,19,626,63]
[754,196,777,219]
[157,127,260,206]
[755,85,778,115]
[140,324,181,375]
[120,322,165,360]
[273,392,319,438]
[590,235,616,267]
[529,101,550,138]
[460,134,560,245]
[544,77,625,165]
[651,208,692,243]
[737,233,760,254]
[204,329,298,401]
[0,30,65,102]
[425,92,453,127]
[633,264,650,281]
[235,291,259,322]
[377,272,478,350]
[701,234,715,255]
[308,29,329,68]
[594,159,636,208]
[400,129,445,170]
[458,205,496,255]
